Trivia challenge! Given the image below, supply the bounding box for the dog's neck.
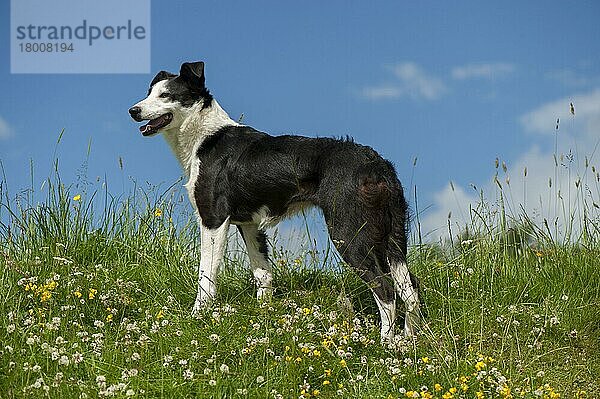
[162,99,238,177]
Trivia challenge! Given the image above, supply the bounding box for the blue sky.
[1,1,599,240]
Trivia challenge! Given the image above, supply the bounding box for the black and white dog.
[129,61,420,340]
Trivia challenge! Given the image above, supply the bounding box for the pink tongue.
[140,124,152,134]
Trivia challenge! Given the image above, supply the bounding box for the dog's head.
[129,61,213,136]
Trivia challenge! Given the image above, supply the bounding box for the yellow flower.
[476,391,485,399]
[312,389,320,396]
[324,369,332,377]
[106,314,113,322]
[475,361,486,371]
[449,387,458,394]
[73,194,81,201]
[322,380,330,386]
[434,384,443,392]
[74,290,82,298]
[88,288,97,299]
[154,208,163,217]
[421,357,429,363]
[499,386,512,398]
[313,349,321,357]
[295,357,302,363]
[156,309,164,319]
[40,291,52,302]
[302,307,311,315]
[406,391,419,398]
[339,359,347,367]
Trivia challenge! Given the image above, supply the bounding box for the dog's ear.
[179,61,205,87]
[150,70,175,88]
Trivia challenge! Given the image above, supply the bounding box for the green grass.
[1,168,599,399]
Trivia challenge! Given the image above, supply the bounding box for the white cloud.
[519,88,600,138]
[451,63,515,80]
[360,62,446,101]
[391,63,447,100]
[0,116,12,140]
[545,69,599,88]
[419,182,478,241]
[421,89,600,242]
[360,85,403,100]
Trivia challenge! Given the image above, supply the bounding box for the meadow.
[1,154,599,398]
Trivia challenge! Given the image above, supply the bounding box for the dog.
[129,61,420,340]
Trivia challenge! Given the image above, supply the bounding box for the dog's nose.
[129,106,142,120]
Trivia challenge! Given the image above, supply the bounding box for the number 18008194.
[19,42,74,52]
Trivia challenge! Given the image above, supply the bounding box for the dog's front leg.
[192,217,230,317]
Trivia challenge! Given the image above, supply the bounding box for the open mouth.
[139,113,173,136]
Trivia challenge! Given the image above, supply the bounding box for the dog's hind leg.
[238,224,273,302]
[192,217,230,317]
[390,260,420,336]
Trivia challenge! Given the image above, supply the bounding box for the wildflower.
[323,380,331,386]
[434,384,443,392]
[476,392,484,399]
[74,290,82,298]
[154,208,163,217]
[256,375,265,384]
[219,364,229,373]
[324,369,332,377]
[209,379,217,386]
[88,288,97,300]
[313,389,320,396]
[156,309,164,319]
[40,290,52,302]
[73,194,81,201]
[498,386,512,398]
[72,352,83,364]
[339,359,347,367]
[106,314,113,322]
[475,361,486,371]
[183,369,194,380]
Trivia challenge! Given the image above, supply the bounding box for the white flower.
[183,369,194,380]
[6,324,15,334]
[219,364,229,373]
[72,352,83,364]
[256,375,265,384]
[208,334,220,343]
[58,355,70,366]
[209,379,216,386]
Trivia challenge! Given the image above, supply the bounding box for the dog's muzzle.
[129,106,143,122]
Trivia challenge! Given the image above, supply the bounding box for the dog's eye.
[159,93,170,99]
